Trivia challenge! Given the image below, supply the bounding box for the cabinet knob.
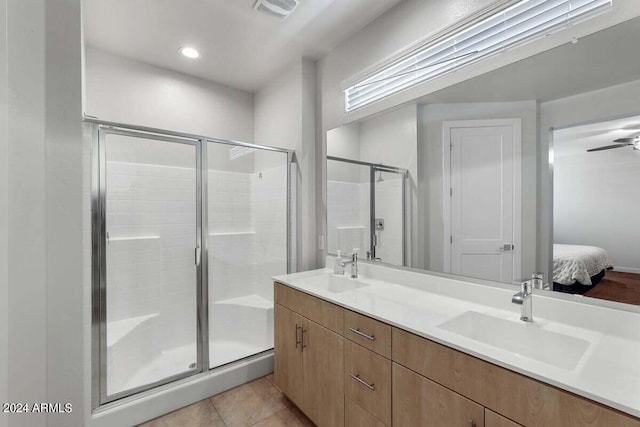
[468,420,475,427]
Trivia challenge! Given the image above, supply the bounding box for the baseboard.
[89,351,274,427]
[611,266,640,274]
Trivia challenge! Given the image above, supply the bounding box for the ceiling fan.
[586,134,640,152]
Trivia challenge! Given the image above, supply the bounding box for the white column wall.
[6,1,84,427]
[0,1,8,426]
[254,59,317,271]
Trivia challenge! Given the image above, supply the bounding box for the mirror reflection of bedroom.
[553,115,640,305]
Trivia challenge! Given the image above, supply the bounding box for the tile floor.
[138,374,314,427]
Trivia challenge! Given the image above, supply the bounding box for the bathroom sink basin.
[438,311,590,371]
[299,274,369,294]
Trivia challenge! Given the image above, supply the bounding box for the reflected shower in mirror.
[326,104,416,267]
[325,17,640,306]
[326,156,407,265]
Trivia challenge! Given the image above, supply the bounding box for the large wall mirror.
[326,16,640,308]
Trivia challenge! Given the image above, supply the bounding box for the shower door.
[95,127,202,404]
[371,166,406,265]
[206,142,290,369]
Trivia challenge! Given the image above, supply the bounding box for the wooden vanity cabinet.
[274,282,640,427]
[393,362,484,427]
[485,409,522,427]
[302,317,344,427]
[392,327,640,427]
[273,304,304,409]
[274,284,344,427]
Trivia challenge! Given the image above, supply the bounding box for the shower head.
[376,171,384,182]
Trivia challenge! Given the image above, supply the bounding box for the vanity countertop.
[274,261,640,419]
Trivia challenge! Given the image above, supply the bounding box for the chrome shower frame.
[88,117,296,410]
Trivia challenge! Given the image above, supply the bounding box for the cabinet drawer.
[393,362,484,427]
[392,327,640,427]
[274,282,343,334]
[485,409,522,427]
[345,340,391,426]
[345,398,386,427]
[344,309,391,358]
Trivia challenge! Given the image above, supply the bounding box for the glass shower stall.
[89,119,296,407]
[326,156,408,266]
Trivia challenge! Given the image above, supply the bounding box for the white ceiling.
[83,0,402,92]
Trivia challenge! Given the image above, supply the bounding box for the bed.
[553,244,613,293]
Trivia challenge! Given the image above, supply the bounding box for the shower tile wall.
[327,180,369,255]
[208,164,287,368]
[207,165,287,304]
[106,160,197,393]
[105,155,288,384]
[374,177,404,265]
[328,179,403,263]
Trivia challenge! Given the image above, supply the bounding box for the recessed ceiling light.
[180,47,200,59]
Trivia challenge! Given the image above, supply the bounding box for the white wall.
[539,79,640,276]
[5,1,84,426]
[85,48,254,141]
[420,101,538,277]
[0,1,8,426]
[553,135,640,273]
[254,59,317,271]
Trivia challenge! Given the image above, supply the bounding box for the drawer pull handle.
[302,328,307,352]
[295,324,302,349]
[349,373,375,391]
[348,327,375,341]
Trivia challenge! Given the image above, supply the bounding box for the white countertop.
[274,260,640,419]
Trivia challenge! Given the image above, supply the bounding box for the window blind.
[344,0,612,112]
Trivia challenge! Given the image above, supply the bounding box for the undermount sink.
[438,311,590,371]
[299,274,369,294]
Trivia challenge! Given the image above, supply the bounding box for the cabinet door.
[274,304,304,409]
[485,409,522,427]
[346,398,386,427]
[393,363,484,427]
[303,318,345,427]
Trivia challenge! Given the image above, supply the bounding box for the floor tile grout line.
[206,398,228,427]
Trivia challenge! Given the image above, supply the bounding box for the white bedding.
[553,244,612,286]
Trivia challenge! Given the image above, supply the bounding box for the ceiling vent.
[254,0,300,20]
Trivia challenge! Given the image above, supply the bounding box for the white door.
[446,121,520,282]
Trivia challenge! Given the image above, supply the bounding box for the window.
[344,0,612,112]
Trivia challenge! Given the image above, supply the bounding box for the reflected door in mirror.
[446,120,521,283]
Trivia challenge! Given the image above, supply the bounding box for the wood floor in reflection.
[585,271,640,306]
[138,374,313,427]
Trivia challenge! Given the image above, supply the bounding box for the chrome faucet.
[341,249,359,279]
[512,279,533,322]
